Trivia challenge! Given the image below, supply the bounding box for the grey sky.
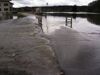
[11,0,95,8]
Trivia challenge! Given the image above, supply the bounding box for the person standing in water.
[35,7,42,29]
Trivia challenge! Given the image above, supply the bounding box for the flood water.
[1,13,100,75]
[0,15,18,21]
[42,14,100,35]
[0,13,25,21]
[41,13,100,75]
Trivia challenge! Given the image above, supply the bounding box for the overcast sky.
[11,0,95,8]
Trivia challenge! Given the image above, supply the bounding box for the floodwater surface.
[0,13,25,21]
[42,14,100,35]
[42,13,100,75]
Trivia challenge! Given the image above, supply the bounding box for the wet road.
[48,27,100,75]
[0,16,60,75]
[42,15,100,75]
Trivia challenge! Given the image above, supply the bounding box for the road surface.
[0,16,60,75]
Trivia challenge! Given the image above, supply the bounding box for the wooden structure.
[66,17,72,28]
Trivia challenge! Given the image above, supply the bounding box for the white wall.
[0,2,12,13]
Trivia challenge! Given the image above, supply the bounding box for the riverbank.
[0,16,60,75]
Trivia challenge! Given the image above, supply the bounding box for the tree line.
[88,0,100,12]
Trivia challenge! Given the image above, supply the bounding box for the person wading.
[35,8,42,29]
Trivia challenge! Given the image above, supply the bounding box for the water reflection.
[0,13,19,21]
[41,13,100,75]
[41,13,100,34]
[87,14,100,25]
[0,15,12,20]
[72,14,77,19]
[36,15,42,30]
[65,17,72,28]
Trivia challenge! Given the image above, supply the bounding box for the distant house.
[0,0,13,13]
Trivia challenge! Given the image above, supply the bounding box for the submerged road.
[0,16,60,75]
[46,26,100,75]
